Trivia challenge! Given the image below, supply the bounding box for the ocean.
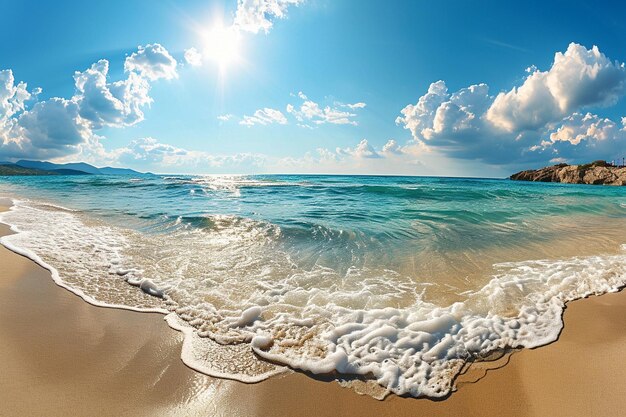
[1,174,625,398]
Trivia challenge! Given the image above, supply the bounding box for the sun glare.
[202,21,242,71]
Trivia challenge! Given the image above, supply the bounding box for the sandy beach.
[1,202,625,417]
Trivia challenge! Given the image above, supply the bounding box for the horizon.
[3,157,570,179]
[2,1,626,177]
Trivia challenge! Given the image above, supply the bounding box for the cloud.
[184,47,203,67]
[531,112,626,162]
[382,139,402,154]
[239,108,288,126]
[124,44,178,81]
[97,135,434,176]
[274,138,430,175]
[396,43,626,166]
[549,112,621,145]
[0,70,31,121]
[0,70,96,160]
[337,139,381,159]
[233,0,302,34]
[0,44,177,161]
[2,98,96,160]
[486,43,626,132]
[73,60,152,129]
[343,102,367,109]
[115,137,267,170]
[217,114,234,121]
[287,92,365,126]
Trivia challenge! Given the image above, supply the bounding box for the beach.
[4,0,626,414]
[1,201,625,417]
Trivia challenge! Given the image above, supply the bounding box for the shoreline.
[1,204,625,416]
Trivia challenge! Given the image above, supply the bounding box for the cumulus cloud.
[322,138,421,162]
[0,70,97,160]
[116,137,267,169]
[239,108,288,126]
[486,44,626,132]
[382,139,402,154]
[287,92,365,126]
[531,112,626,162]
[549,112,621,145]
[103,136,427,175]
[0,70,31,121]
[184,47,203,67]
[337,139,381,159]
[73,60,152,129]
[233,0,302,34]
[124,44,178,81]
[0,44,178,161]
[274,138,428,175]
[1,98,96,160]
[396,43,626,165]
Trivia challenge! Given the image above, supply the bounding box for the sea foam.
[0,198,624,398]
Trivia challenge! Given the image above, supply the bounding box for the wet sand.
[1,206,625,417]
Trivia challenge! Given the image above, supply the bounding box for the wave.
[0,198,624,398]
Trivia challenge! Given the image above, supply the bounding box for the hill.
[510,161,626,185]
[5,160,145,176]
[0,164,59,176]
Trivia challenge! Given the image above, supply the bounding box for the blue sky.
[2,0,626,176]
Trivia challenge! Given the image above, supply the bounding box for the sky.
[2,0,626,176]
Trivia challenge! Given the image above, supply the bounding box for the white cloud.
[398,81,491,142]
[273,138,429,175]
[98,136,433,176]
[486,43,626,132]
[124,44,178,81]
[1,97,97,160]
[344,102,367,109]
[0,70,33,155]
[233,0,302,34]
[549,112,621,145]
[287,93,365,126]
[240,108,288,126]
[382,139,402,154]
[184,47,203,67]
[73,60,152,129]
[396,43,626,165]
[337,139,381,159]
[527,112,626,163]
[0,70,31,121]
[217,114,234,121]
[0,44,178,161]
[115,137,267,170]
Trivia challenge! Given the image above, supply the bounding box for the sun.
[202,21,242,72]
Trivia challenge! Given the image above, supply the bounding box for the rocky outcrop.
[510,161,626,185]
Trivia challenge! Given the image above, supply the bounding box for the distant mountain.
[52,168,94,176]
[13,160,144,176]
[0,164,91,176]
[98,166,142,175]
[0,164,59,176]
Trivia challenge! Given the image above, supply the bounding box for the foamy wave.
[0,200,167,312]
[251,255,626,397]
[0,198,624,398]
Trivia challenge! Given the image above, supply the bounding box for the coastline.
[1,204,625,416]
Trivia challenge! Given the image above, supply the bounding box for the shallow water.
[1,174,625,397]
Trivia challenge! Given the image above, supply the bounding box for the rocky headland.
[510,161,626,185]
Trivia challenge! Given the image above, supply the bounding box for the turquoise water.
[1,174,626,397]
[3,174,626,269]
